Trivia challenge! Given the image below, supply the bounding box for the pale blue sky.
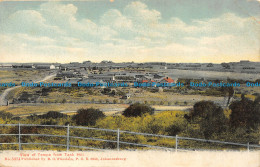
[0,0,259,63]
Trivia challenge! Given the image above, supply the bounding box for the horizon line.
[1,60,260,64]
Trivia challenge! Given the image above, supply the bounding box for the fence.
[0,124,259,152]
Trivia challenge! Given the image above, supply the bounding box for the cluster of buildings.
[1,60,259,86]
[59,71,177,87]
[1,60,260,73]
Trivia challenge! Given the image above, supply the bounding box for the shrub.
[102,88,111,95]
[39,111,67,119]
[229,97,260,129]
[122,103,154,117]
[191,101,227,138]
[73,108,105,126]
[166,124,182,136]
[0,111,13,120]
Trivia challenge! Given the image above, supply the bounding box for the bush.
[122,103,154,117]
[39,111,67,119]
[229,97,260,129]
[61,98,67,103]
[102,88,111,95]
[41,87,51,96]
[166,124,182,136]
[190,101,227,138]
[73,108,105,126]
[0,111,13,120]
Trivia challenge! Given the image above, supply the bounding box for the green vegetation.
[0,97,259,151]
[0,69,48,84]
[122,103,154,117]
[28,111,68,119]
[229,95,260,129]
[188,101,228,139]
[73,108,105,126]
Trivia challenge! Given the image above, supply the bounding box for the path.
[0,74,56,106]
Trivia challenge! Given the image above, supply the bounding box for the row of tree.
[184,95,260,139]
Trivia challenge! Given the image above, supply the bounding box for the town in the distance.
[0,59,259,152]
[0,60,260,106]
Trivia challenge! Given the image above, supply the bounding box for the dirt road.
[0,74,56,106]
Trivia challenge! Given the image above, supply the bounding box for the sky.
[0,0,259,63]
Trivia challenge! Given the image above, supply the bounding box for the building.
[160,77,175,83]
[88,74,115,82]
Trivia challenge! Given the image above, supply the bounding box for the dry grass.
[0,103,191,117]
[234,94,256,100]
[0,69,49,83]
[0,103,129,116]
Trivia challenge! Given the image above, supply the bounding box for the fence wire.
[0,124,259,151]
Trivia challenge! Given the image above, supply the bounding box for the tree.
[73,108,105,126]
[220,87,234,107]
[229,97,260,129]
[18,92,32,102]
[122,103,154,117]
[190,101,227,138]
[0,111,13,120]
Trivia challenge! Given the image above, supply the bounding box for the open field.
[0,103,128,116]
[0,69,51,84]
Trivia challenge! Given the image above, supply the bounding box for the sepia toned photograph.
[0,0,259,166]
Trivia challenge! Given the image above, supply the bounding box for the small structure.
[161,77,175,83]
[50,64,61,70]
[34,64,51,69]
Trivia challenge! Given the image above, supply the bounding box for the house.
[152,73,165,82]
[160,77,175,83]
[60,63,82,71]
[34,64,51,69]
[88,74,115,82]
[35,65,50,69]
[153,73,164,79]
[21,64,33,68]
[50,63,61,70]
